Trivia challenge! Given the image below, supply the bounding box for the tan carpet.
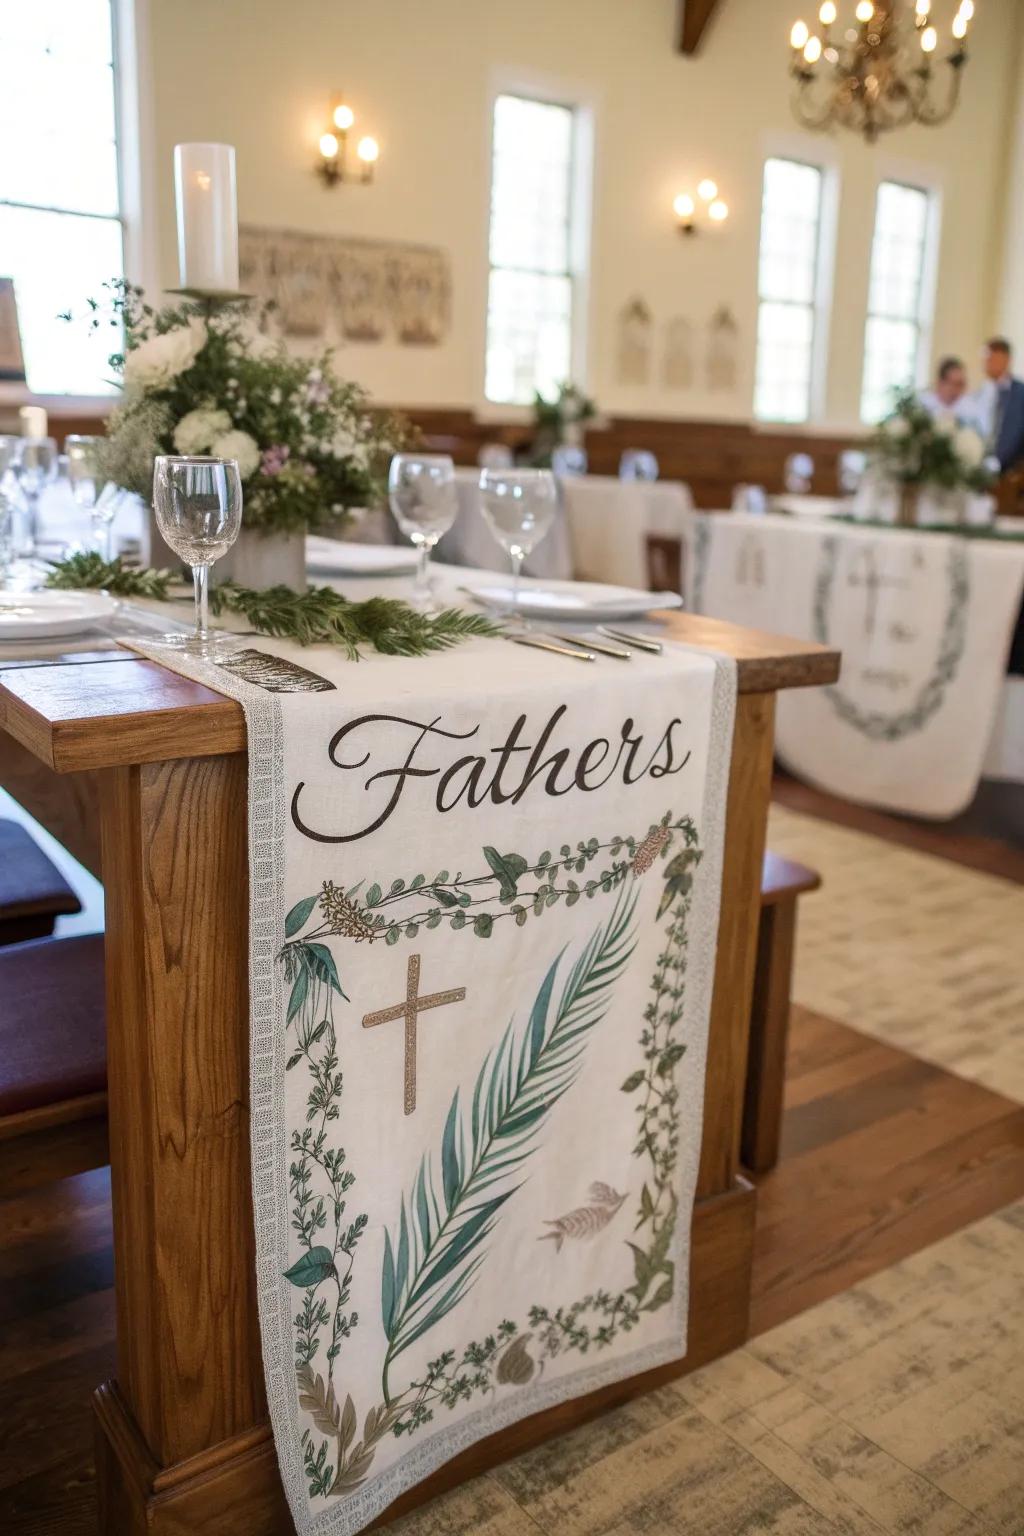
[765,805,1024,1105]
[391,1202,1024,1535]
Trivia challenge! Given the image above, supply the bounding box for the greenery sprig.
[45,551,173,599]
[209,581,500,659]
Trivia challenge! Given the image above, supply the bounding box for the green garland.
[44,555,500,660]
[45,551,173,599]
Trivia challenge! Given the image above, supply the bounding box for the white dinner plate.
[0,590,118,640]
[463,579,684,622]
[306,537,417,576]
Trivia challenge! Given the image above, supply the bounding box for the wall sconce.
[673,178,729,235]
[315,96,380,187]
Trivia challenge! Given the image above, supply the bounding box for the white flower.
[886,416,911,439]
[173,407,231,455]
[210,429,261,480]
[122,317,207,391]
[954,427,985,467]
[933,412,956,437]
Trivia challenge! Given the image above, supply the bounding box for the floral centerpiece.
[868,389,995,526]
[76,281,406,586]
[528,380,597,466]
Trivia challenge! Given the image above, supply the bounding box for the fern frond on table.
[45,552,173,599]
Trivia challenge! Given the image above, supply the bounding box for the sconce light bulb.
[915,0,930,16]
[673,193,695,219]
[855,0,874,21]
[790,19,810,48]
[333,103,355,131]
[920,24,937,51]
[319,132,339,159]
[958,0,974,19]
[803,34,823,62]
[819,2,836,25]
[708,199,729,222]
[357,135,379,163]
[697,178,718,202]
[952,11,967,37]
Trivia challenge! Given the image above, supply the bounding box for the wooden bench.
[0,817,82,945]
[742,851,821,1174]
[0,934,108,1195]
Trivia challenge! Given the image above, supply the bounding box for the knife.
[596,626,663,654]
[508,634,597,662]
[547,630,632,659]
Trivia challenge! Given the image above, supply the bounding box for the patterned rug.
[390,1201,1024,1534]
[766,804,1024,1105]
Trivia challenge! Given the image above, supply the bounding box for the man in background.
[965,338,1024,470]
[919,356,968,418]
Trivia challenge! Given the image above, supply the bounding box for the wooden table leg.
[93,753,290,1535]
[742,896,798,1174]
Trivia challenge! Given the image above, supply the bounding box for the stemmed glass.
[12,436,58,558]
[65,435,115,559]
[388,453,458,611]
[152,456,242,655]
[478,467,558,619]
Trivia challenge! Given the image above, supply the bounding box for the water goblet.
[152,456,242,655]
[13,436,58,558]
[387,453,457,611]
[65,434,113,558]
[478,467,558,620]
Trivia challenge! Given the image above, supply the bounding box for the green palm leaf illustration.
[380,885,638,1400]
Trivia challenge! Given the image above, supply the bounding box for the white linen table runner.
[129,627,736,1535]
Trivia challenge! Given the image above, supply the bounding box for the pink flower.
[260,444,290,477]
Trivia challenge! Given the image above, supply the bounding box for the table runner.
[129,625,735,1535]
[686,511,1024,817]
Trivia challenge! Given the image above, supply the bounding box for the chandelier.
[788,1,974,142]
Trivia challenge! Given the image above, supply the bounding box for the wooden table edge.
[0,622,840,772]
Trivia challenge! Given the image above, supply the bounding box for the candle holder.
[167,288,255,317]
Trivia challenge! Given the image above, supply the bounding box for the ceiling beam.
[678,0,723,55]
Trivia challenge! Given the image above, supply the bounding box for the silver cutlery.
[596,626,663,654]
[508,634,596,662]
[546,630,632,659]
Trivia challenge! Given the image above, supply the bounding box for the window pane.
[489,95,573,275]
[754,159,823,423]
[0,2,118,217]
[861,181,931,422]
[754,301,815,424]
[485,268,572,406]
[0,205,123,395]
[860,315,920,425]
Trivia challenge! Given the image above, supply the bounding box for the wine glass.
[478,467,557,619]
[152,456,242,655]
[65,435,114,558]
[388,453,458,611]
[12,436,58,558]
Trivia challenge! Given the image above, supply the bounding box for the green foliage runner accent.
[45,551,173,599]
[42,555,500,660]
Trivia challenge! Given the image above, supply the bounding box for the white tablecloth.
[684,511,1024,817]
[564,477,693,590]
[434,468,574,580]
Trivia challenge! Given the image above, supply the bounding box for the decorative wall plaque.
[615,297,653,386]
[239,226,451,347]
[706,305,738,392]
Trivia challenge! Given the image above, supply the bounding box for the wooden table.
[0,615,838,1536]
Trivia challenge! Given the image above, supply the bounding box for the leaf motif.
[620,1070,645,1093]
[287,966,309,1024]
[285,894,318,937]
[657,1042,687,1075]
[482,846,529,902]
[284,1245,337,1288]
[307,941,348,999]
[365,883,382,907]
[381,1229,396,1336]
[339,1394,357,1456]
[441,1093,461,1210]
[433,886,460,908]
[296,1363,343,1438]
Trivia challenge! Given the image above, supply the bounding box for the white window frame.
[0,0,152,410]
[859,176,941,424]
[480,77,593,414]
[752,153,836,427]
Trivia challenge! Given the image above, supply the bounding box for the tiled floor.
[767,804,1024,1105]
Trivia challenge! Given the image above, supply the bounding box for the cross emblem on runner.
[847,547,909,637]
[362,955,467,1115]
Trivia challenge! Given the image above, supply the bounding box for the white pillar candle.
[19,405,48,438]
[173,143,240,294]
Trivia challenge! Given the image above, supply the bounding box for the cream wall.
[145,0,1022,431]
